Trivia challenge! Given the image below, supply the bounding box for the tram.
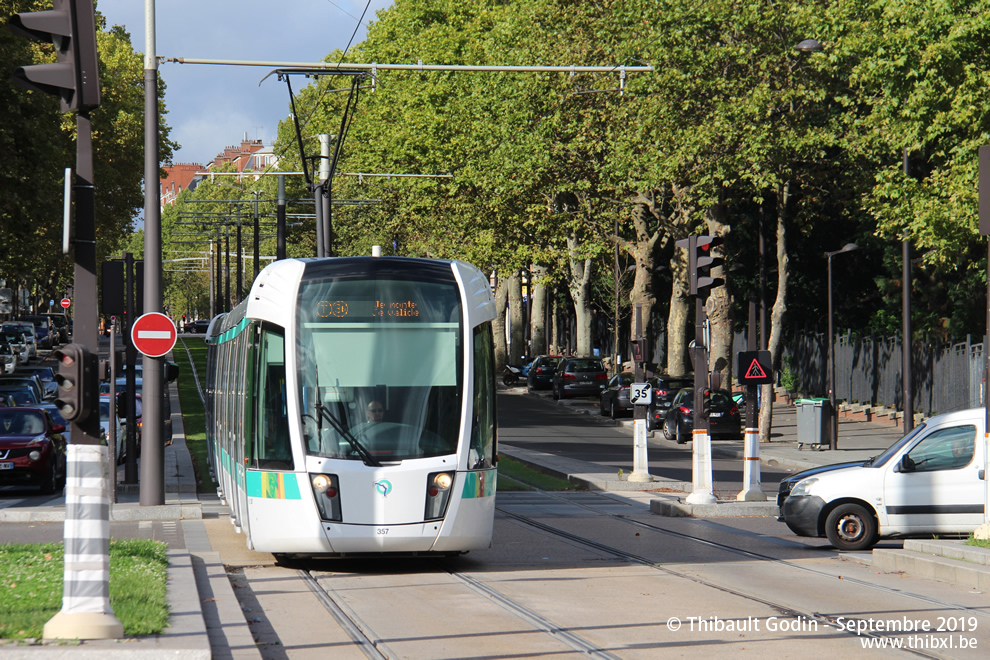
[204,256,498,556]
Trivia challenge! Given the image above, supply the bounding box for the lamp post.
[826,242,859,450]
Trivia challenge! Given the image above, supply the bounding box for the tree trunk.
[551,293,561,355]
[666,245,691,376]
[493,275,509,371]
[623,203,660,367]
[508,271,525,364]
[759,182,790,442]
[566,232,594,356]
[705,203,732,385]
[530,264,548,355]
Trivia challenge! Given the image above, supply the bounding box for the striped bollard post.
[43,444,123,639]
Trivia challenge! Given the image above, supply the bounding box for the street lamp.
[826,242,859,450]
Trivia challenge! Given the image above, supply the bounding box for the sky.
[97,0,394,166]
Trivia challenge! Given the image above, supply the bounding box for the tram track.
[495,490,990,659]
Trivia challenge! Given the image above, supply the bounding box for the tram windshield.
[296,272,463,461]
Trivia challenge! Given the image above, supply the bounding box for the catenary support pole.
[141,0,164,506]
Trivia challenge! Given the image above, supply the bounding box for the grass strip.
[0,538,168,640]
[175,337,213,493]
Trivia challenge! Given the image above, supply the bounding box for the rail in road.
[222,490,990,659]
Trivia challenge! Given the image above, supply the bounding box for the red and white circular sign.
[131,312,177,358]
[60,298,70,309]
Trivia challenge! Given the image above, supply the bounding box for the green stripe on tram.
[209,317,251,345]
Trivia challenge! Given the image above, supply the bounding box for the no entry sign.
[60,298,70,309]
[131,312,177,358]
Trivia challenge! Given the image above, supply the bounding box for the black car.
[185,319,211,334]
[662,387,741,443]
[552,357,608,400]
[599,372,636,417]
[527,355,563,390]
[646,374,694,433]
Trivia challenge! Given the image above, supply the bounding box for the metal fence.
[785,330,985,416]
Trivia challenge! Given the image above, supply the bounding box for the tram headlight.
[425,471,454,521]
[310,473,341,521]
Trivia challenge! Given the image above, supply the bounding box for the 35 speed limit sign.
[630,383,652,405]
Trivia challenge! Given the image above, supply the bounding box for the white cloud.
[97,0,393,164]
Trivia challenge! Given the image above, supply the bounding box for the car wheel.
[39,460,58,495]
[610,401,617,418]
[675,423,687,444]
[825,503,878,551]
[600,397,608,416]
[552,385,559,401]
[663,420,674,442]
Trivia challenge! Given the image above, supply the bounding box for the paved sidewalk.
[499,386,906,498]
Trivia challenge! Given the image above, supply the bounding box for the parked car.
[0,385,40,407]
[0,340,17,373]
[98,396,126,463]
[646,374,695,433]
[662,387,741,444]
[0,374,47,402]
[1,328,31,364]
[779,407,987,551]
[2,323,37,359]
[19,316,55,350]
[599,372,636,418]
[13,366,58,399]
[527,355,563,390]
[40,313,70,344]
[552,357,608,400]
[0,406,67,494]
[184,319,211,334]
[101,371,174,445]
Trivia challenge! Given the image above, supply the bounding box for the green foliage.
[0,2,175,304]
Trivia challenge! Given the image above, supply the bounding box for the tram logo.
[374,480,392,497]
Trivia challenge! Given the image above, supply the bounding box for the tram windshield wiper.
[314,402,382,467]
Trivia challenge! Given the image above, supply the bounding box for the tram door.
[233,326,253,542]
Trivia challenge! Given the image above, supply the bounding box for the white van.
[779,407,987,551]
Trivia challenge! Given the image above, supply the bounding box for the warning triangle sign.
[744,358,768,381]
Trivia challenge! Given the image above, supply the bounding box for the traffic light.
[54,343,92,422]
[698,388,713,419]
[691,235,724,299]
[8,0,101,113]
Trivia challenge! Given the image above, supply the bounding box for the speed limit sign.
[630,383,652,405]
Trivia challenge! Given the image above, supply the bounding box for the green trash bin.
[795,398,832,448]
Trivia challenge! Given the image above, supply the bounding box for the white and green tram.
[205,257,498,557]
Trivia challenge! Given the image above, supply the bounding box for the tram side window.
[257,326,292,470]
[469,324,496,469]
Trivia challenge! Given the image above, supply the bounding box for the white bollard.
[737,426,767,501]
[686,428,717,504]
[628,419,653,482]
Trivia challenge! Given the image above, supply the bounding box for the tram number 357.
[376,528,389,535]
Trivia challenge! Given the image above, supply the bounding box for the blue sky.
[97,0,393,165]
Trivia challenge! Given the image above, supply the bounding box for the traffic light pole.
[687,296,717,504]
[46,112,124,640]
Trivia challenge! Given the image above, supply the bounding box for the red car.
[0,407,67,494]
